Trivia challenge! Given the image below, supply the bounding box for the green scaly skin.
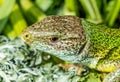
[21,15,120,81]
[82,19,120,72]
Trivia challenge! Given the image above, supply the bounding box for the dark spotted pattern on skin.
[22,16,86,52]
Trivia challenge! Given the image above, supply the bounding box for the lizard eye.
[50,36,59,42]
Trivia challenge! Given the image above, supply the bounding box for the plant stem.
[79,0,102,23]
[106,0,120,26]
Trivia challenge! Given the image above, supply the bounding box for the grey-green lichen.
[0,36,102,82]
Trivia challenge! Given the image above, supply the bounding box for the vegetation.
[0,0,120,38]
[0,36,102,82]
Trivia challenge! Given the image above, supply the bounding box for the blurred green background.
[0,0,120,38]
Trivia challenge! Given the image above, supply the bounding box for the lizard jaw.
[30,40,90,63]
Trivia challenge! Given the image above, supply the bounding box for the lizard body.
[21,16,120,81]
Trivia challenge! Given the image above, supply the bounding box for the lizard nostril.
[25,34,29,38]
[24,33,31,40]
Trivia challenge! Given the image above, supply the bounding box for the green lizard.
[21,15,120,82]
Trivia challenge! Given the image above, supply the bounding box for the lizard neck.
[81,19,120,58]
[80,19,120,71]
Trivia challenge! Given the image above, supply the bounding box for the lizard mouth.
[30,39,90,63]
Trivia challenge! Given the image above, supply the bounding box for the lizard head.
[21,16,87,62]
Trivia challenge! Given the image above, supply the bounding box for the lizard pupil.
[51,36,58,42]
